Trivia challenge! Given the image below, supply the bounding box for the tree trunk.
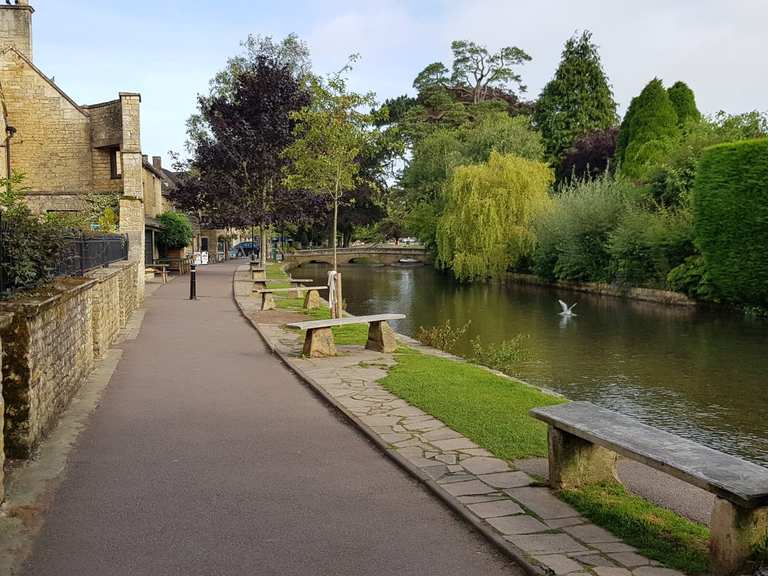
[333,197,338,272]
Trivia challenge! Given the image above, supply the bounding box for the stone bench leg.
[252,281,267,294]
[547,426,619,490]
[366,321,397,353]
[710,499,768,575]
[303,289,321,310]
[260,292,276,312]
[303,327,336,358]
[252,270,266,281]
[289,283,305,299]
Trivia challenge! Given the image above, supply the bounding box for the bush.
[158,211,194,250]
[608,206,696,287]
[693,139,768,305]
[533,173,631,282]
[469,335,530,375]
[1,174,67,295]
[558,127,618,182]
[666,255,719,301]
[667,81,700,127]
[416,320,470,353]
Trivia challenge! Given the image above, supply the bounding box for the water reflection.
[296,262,768,465]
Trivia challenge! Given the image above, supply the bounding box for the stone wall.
[0,3,33,61]
[0,261,139,458]
[0,313,11,501]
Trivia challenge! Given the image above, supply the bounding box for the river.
[295,262,768,466]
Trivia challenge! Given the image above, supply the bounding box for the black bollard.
[190,263,197,300]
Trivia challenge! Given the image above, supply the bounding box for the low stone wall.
[0,313,12,500]
[0,261,139,459]
[505,273,697,307]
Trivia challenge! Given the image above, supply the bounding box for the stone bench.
[287,314,405,358]
[531,401,768,575]
[254,287,329,312]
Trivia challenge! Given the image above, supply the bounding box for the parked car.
[230,242,260,258]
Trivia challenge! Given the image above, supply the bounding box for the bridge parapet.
[285,246,431,267]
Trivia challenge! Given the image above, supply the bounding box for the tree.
[282,60,380,271]
[618,78,680,180]
[450,41,531,104]
[183,36,312,260]
[533,31,617,161]
[558,127,618,181]
[667,81,700,127]
[157,211,194,250]
[436,151,553,281]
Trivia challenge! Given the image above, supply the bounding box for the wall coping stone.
[0,278,96,318]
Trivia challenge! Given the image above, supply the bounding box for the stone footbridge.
[284,246,431,267]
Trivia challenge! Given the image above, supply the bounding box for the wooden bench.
[146,264,169,284]
[531,401,768,575]
[287,314,405,358]
[254,286,328,312]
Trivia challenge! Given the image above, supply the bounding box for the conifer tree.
[667,81,701,127]
[534,31,617,161]
[619,78,680,179]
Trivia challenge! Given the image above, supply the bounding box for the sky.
[28,0,768,167]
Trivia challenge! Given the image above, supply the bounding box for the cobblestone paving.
[235,269,681,576]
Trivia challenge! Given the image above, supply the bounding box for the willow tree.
[282,60,378,271]
[436,151,553,281]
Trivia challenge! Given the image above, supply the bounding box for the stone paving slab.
[234,269,683,576]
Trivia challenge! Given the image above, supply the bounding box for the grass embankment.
[265,262,711,573]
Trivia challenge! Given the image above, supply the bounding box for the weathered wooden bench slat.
[287,314,405,331]
[531,401,768,507]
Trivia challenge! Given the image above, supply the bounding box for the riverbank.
[236,263,722,574]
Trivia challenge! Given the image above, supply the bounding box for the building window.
[110,149,122,179]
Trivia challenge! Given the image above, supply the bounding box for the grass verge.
[560,482,710,574]
[379,347,563,460]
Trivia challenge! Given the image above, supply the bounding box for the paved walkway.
[22,262,517,576]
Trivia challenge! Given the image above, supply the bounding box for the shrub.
[666,255,719,301]
[469,335,530,375]
[533,173,631,282]
[416,320,470,353]
[158,211,194,250]
[558,127,618,182]
[693,139,768,305]
[608,206,696,287]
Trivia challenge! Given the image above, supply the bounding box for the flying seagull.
[558,300,577,316]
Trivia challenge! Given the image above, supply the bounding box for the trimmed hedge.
[693,139,768,304]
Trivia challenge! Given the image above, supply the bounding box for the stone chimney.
[0,1,34,61]
[152,156,162,172]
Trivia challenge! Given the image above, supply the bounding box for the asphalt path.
[22,262,518,576]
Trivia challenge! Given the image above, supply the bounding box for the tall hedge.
[693,139,768,304]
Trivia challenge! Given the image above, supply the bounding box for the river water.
[296,262,768,465]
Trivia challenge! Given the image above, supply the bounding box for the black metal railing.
[0,218,129,297]
[55,233,130,278]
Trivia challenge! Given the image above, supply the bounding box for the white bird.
[558,300,578,316]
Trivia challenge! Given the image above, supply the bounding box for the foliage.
[282,58,381,270]
[157,211,194,250]
[98,206,118,233]
[561,483,710,574]
[380,347,564,460]
[180,35,314,233]
[534,31,618,161]
[416,320,471,353]
[449,40,532,104]
[608,205,696,287]
[693,138,768,305]
[647,110,768,207]
[667,81,700,127]
[533,173,631,282]
[666,255,719,301]
[619,79,680,180]
[436,152,553,281]
[558,127,618,181]
[469,335,530,375]
[0,174,67,294]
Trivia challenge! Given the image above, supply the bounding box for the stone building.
[0,1,167,300]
